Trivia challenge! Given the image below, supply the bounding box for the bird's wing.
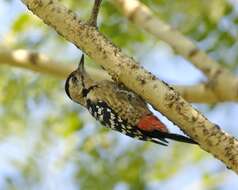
[86,81,197,145]
[87,80,151,126]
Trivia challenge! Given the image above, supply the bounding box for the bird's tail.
[138,115,197,145]
[142,130,198,146]
[161,132,197,144]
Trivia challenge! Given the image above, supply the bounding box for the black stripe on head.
[65,73,73,100]
[82,85,98,97]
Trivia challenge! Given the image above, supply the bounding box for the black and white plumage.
[65,55,197,146]
[86,99,171,145]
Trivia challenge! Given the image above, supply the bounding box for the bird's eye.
[71,76,78,83]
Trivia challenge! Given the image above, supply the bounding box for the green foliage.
[101,2,147,49]
[0,0,237,190]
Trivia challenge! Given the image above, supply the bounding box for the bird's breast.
[86,99,145,139]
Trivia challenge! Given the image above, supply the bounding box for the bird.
[65,55,197,146]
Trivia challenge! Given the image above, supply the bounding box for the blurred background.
[0,0,238,189]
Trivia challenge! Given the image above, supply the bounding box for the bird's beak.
[77,54,85,73]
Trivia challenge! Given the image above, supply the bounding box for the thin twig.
[88,0,102,27]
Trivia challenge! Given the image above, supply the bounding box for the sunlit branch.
[0,49,109,81]
[20,0,238,173]
[112,0,238,102]
[0,49,228,103]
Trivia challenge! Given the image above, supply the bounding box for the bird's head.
[65,54,93,106]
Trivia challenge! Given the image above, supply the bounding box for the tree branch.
[0,49,223,103]
[174,84,224,104]
[0,49,224,103]
[20,0,238,173]
[112,0,238,102]
[0,48,109,80]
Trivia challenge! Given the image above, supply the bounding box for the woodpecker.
[65,55,197,146]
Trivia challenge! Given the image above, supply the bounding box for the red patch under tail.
[138,115,169,133]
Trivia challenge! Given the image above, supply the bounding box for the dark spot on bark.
[176,100,188,118]
[131,64,139,69]
[169,86,174,90]
[128,5,140,21]
[225,147,232,154]
[214,124,220,130]
[229,156,234,162]
[113,48,117,56]
[162,80,168,86]
[102,50,107,59]
[162,80,170,87]
[214,140,220,146]
[47,0,53,5]
[67,9,73,15]
[165,93,174,103]
[206,139,213,146]
[236,81,238,97]
[34,0,43,7]
[191,127,196,132]
[136,75,146,85]
[98,46,102,52]
[203,67,211,75]
[56,8,61,14]
[43,20,50,25]
[202,128,208,135]
[75,45,80,49]
[140,79,146,85]
[127,93,134,101]
[151,75,156,80]
[87,51,92,57]
[188,48,199,58]
[56,29,62,36]
[213,153,218,159]
[49,0,53,4]
[213,69,223,79]
[29,52,39,65]
[165,91,179,108]
[144,14,153,22]
[230,136,237,144]
[192,115,198,122]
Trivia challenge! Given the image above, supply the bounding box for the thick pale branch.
[113,0,238,102]
[0,49,109,80]
[0,49,222,103]
[21,0,238,172]
[174,84,222,104]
